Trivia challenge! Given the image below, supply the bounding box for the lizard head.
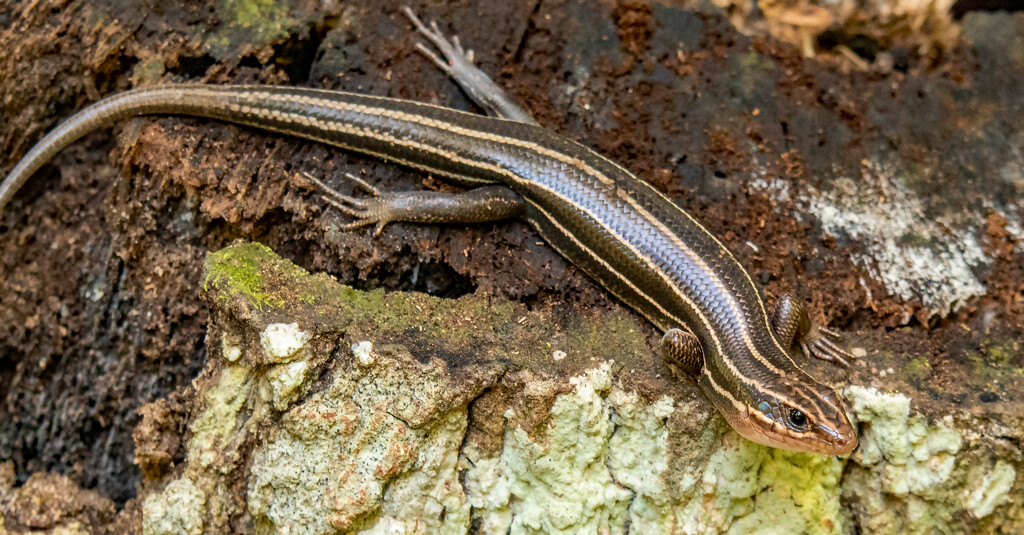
[703,373,858,455]
[747,379,857,455]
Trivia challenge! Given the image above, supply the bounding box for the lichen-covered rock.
[246,347,486,534]
[142,243,513,534]
[125,243,1023,534]
[142,478,207,535]
[466,364,634,533]
[842,386,1021,534]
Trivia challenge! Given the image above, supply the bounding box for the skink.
[0,9,857,455]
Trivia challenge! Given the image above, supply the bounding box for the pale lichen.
[803,169,988,316]
[247,384,413,534]
[965,460,1016,519]
[463,457,513,533]
[462,363,850,535]
[668,433,845,535]
[142,477,208,535]
[751,160,1005,317]
[247,346,485,535]
[498,363,632,533]
[606,391,674,532]
[187,365,252,470]
[260,323,310,363]
[846,385,962,493]
[838,385,1018,534]
[266,360,311,411]
[726,447,846,535]
[358,410,471,534]
[221,335,242,363]
[351,340,374,367]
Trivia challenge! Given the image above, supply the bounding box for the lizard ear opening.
[661,328,704,378]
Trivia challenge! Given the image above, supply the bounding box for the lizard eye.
[787,408,809,430]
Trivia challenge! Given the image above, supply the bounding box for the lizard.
[0,7,857,455]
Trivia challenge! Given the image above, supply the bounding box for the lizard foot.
[798,325,855,368]
[304,171,391,236]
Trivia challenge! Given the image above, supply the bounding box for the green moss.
[966,338,1020,383]
[203,242,658,385]
[737,51,774,71]
[203,243,283,310]
[904,356,931,384]
[230,0,289,28]
[204,244,452,332]
[206,0,294,60]
[432,296,518,348]
[984,339,1018,365]
[967,350,988,381]
[337,285,520,350]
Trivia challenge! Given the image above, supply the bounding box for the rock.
[127,243,1023,533]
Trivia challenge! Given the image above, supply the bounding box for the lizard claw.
[402,6,476,75]
[304,171,391,236]
[798,325,855,368]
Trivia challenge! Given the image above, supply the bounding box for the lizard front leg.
[770,293,854,367]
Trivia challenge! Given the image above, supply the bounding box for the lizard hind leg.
[304,171,528,237]
[401,6,538,125]
[770,293,855,368]
[661,328,704,379]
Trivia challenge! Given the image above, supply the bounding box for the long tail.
[0,87,203,210]
[0,85,359,211]
[0,84,547,212]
